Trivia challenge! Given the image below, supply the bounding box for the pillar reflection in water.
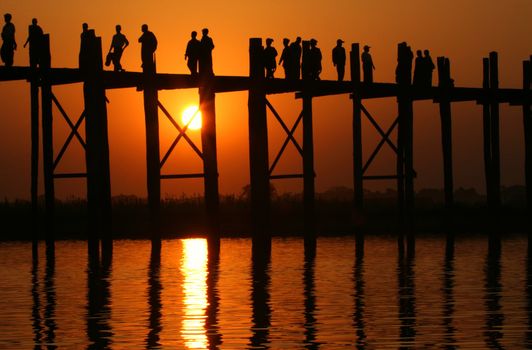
[44,244,57,349]
[180,239,208,349]
[206,238,222,349]
[249,238,271,349]
[353,235,366,349]
[31,245,43,347]
[527,237,532,348]
[442,235,456,348]
[303,238,318,349]
[397,237,416,347]
[484,235,504,349]
[146,243,162,349]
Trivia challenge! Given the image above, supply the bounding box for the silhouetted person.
[301,40,311,80]
[1,13,16,67]
[79,23,95,71]
[289,36,302,80]
[332,39,346,81]
[309,38,322,80]
[263,38,277,79]
[423,49,435,87]
[413,49,424,86]
[199,28,214,78]
[23,18,43,69]
[108,24,128,72]
[396,42,413,85]
[278,38,291,79]
[362,45,375,84]
[185,30,200,76]
[138,24,157,73]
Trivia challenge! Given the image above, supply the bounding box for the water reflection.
[484,235,504,348]
[303,238,318,349]
[397,236,416,348]
[86,247,113,349]
[181,239,208,349]
[527,238,532,348]
[31,247,43,349]
[249,238,271,349]
[146,243,162,349]
[353,236,366,349]
[44,245,57,349]
[442,236,456,349]
[206,239,222,349]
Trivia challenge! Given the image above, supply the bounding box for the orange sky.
[1,0,531,200]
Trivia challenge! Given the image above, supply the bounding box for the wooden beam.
[489,52,501,208]
[437,57,454,210]
[351,43,364,212]
[303,95,315,234]
[523,59,532,210]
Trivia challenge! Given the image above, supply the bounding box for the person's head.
[283,38,289,46]
[424,49,430,56]
[295,36,301,44]
[202,28,209,36]
[82,22,88,32]
[141,24,148,33]
[266,38,273,46]
[416,49,422,57]
[310,38,317,47]
[191,31,197,39]
[4,13,12,23]
[32,18,38,25]
[115,24,121,33]
[337,39,344,47]
[364,45,370,52]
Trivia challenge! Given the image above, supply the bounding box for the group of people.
[184,28,215,78]
[396,42,435,86]
[413,49,435,87]
[1,13,45,68]
[275,37,323,80]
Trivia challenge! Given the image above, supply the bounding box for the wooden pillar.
[40,34,54,241]
[142,56,161,238]
[30,78,39,228]
[437,57,454,209]
[489,52,501,208]
[351,43,364,212]
[81,33,112,246]
[482,57,493,207]
[523,59,532,211]
[200,85,220,236]
[302,95,315,234]
[248,38,270,236]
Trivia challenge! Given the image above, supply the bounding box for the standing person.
[185,30,200,76]
[109,24,129,72]
[23,18,43,69]
[361,45,375,84]
[278,38,291,79]
[413,49,424,86]
[423,49,435,87]
[301,40,311,80]
[332,39,346,81]
[199,28,215,78]
[263,38,277,79]
[309,38,322,80]
[289,36,302,80]
[1,13,16,67]
[138,24,157,73]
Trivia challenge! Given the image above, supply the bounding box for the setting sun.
[182,105,202,130]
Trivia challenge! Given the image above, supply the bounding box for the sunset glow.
[181,105,202,131]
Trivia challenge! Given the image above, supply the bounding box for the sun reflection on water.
[180,239,208,349]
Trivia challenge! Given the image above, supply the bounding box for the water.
[0,235,530,349]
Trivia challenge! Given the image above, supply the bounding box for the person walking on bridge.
[199,28,215,78]
[185,30,201,77]
[279,38,291,79]
[332,39,346,81]
[362,45,375,84]
[1,13,17,67]
[289,36,302,80]
[309,38,322,80]
[138,24,157,73]
[264,38,277,79]
[109,24,129,72]
[23,18,43,69]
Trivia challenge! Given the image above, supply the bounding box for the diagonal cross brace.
[158,101,203,168]
[265,98,304,155]
[360,104,398,154]
[269,110,304,175]
[362,116,399,174]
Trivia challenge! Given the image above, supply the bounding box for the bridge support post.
[30,74,39,236]
[200,84,220,236]
[523,59,532,213]
[142,59,161,240]
[81,33,112,250]
[248,38,270,238]
[437,57,454,211]
[302,94,315,234]
[351,43,364,221]
[40,34,54,242]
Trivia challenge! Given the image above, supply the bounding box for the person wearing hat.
[264,37,277,79]
[332,38,346,81]
[309,38,322,80]
[362,44,375,84]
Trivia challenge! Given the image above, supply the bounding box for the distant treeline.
[0,185,529,240]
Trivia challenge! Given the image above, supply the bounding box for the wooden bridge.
[2,32,532,249]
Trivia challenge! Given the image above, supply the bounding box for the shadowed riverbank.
[0,186,530,240]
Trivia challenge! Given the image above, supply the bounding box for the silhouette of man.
[278,38,291,79]
[302,40,311,80]
[199,28,214,78]
[424,49,435,87]
[289,36,302,80]
[138,24,157,73]
[309,39,322,80]
[1,13,16,67]
[362,45,375,84]
[108,25,129,72]
[79,23,94,70]
[413,49,424,86]
[332,39,346,81]
[185,31,201,76]
[264,38,277,79]
[396,42,413,85]
[23,18,43,69]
